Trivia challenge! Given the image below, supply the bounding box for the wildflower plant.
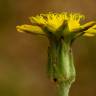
[16,12,96,96]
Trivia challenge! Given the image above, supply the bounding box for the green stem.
[57,81,71,96]
[47,37,76,96]
[57,40,75,96]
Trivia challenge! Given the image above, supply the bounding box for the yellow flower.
[16,12,96,37]
[29,12,84,32]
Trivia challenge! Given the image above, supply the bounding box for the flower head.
[29,13,84,31]
[16,12,96,41]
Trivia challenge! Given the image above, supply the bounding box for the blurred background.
[0,0,96,96]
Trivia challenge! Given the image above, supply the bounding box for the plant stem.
[57,39,75,96]
[48,37,76,96]
[57,81,71,96]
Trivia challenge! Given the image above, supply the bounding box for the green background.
[0,0,96,96]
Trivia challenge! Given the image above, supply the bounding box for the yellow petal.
[84,22,96,35]
[83,33,95,36]
[85,28,96,34]
[83,22,96,37]
[16,24,45,35]
[68,20,80,31]
[81,21,95,28]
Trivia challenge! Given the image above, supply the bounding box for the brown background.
[0,0,96,96]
